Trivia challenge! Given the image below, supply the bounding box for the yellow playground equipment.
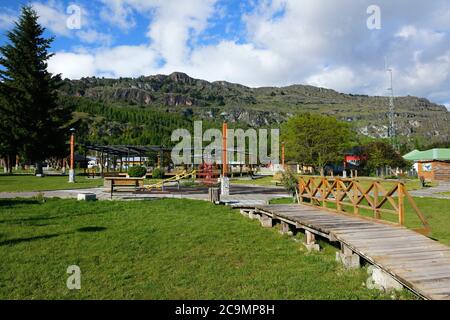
[144,170,197,192]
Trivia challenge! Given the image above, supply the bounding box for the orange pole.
[222,122,228,176]
[70,132,75,170]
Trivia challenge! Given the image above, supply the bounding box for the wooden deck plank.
[253,203,450,300]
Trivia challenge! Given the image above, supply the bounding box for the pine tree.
[0,6,72,174]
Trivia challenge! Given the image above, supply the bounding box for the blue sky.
[1,0,450,109]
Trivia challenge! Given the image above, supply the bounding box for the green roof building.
[403,149,450,181]
[403,149,450,162]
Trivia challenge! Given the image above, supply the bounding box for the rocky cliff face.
[61,72,450,143]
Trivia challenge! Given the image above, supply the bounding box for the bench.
[103,172,127,178]
[104,177,145,198]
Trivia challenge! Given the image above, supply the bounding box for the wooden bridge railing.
[298,176,430,235]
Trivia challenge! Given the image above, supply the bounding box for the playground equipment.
[144,170,197,192]
[197,163,220,187]
[143,164,221,192]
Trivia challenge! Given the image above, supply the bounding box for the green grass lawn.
[0,175,104,192]
[355,178,437,192]
[231,176,276,187]
[0,198,415,300]
[0,175,164,192]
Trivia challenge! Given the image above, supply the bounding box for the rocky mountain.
[60,72,450,144]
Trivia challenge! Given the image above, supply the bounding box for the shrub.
[128,166,147,177]
[281,170,298,198]
[152,168,165,179]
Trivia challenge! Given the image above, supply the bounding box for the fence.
[298,176,430,235]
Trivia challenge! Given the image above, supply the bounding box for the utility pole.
[69,128,76,183]
[220,122,229,196]
[386,59,397,150]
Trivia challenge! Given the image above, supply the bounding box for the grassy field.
[231,176,276,186]
[0,175,164,192]
[0,175,104,192]
[0,198,416,300]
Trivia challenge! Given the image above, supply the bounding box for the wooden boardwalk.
[252,204,450,300]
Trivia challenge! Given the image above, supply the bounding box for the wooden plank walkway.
[253,204,450,300]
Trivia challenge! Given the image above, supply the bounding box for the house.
[403,149,450,181]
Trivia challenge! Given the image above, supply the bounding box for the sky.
[0,0,450,109]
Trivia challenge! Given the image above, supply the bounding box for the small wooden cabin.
[403,149,450,181]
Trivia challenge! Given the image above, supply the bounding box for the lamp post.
[220,122,229,196]
[69,128,76,183]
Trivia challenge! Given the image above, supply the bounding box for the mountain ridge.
[60,72,450,144]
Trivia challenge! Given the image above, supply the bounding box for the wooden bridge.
[241,176,450,300]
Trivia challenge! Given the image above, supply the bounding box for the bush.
[128,166,147,177]
[152,168,165,179]
[281,170,298,198]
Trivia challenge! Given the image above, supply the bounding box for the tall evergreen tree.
[0,6,72,174]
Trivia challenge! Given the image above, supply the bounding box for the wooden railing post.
[374,182,380,219]
[353,179,359,215]
[398,182,405,225]
[299,179,303,204]
[336,178,342,212]
[322,177,326,208]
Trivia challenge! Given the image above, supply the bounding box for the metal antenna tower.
[385,59,397,149]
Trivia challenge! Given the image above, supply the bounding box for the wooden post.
[322,177,326,208]
[336,178,342,212]
[398,182,405,225]
[299,179,303,204]
[69,129,76,183]
[70,133,74,170]
[374,182,380,219]
[353,180,359,215]
[208,187,220,203]
[222,122,228,177]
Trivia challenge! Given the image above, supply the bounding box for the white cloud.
[48,52,96,78]
[76,29,113,46]
[99,0,217,66]
[30,1,113,45]
[395,25,445,47]
[186,41,286,86]
[31,1,71,36]
[49,45,159,79]
[99,0,136,31]
[306,67,357,92]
